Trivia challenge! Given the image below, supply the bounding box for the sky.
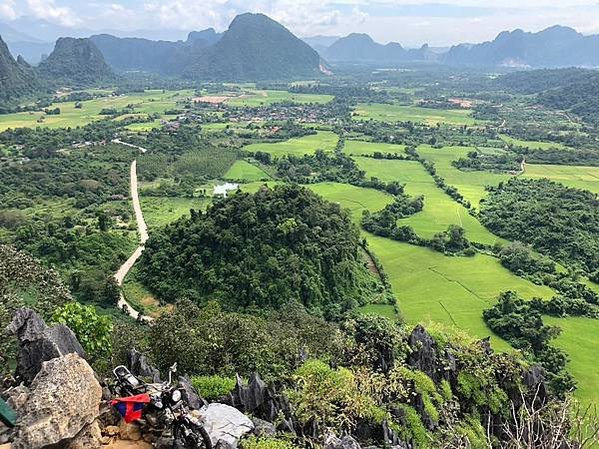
[1,0,599,46]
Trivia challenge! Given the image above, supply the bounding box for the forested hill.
[138,185,383,318]
[182,13,322,81]
[0,35,40,101]
[37,37,116,87]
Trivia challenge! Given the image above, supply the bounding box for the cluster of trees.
[483,291,575,396]
[453,150,522,172]
[138,185,382,319]
[480,178,599,273]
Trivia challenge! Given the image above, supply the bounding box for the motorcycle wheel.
[173,421,213,449]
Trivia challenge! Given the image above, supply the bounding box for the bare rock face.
[12,353,102,449]
[407,325,438,382]
[126,349,161,383]
[202,403,254,448]
[5,308,86,385]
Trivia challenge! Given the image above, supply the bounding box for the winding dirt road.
[113,149,153,321]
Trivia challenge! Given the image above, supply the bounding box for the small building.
[213,182,239,198]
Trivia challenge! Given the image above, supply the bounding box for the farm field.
[366,235,555,351]
[352,103,478,125]
[343,140,407,156]
[224,160,271,181]
[307,182,394,221]
[242,131,338,156]
[417,145,512,208]
[140,196,210,229]
[226,90,333,106]
[524,164,599,194]
[499,134,568,150]
[0,90,193,131]
[545,316,599,407]
[354,157,503,245]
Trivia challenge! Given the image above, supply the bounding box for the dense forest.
[480,178,599,273]
[139,185,384,318]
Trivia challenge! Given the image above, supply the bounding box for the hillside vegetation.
[139,185,384,318]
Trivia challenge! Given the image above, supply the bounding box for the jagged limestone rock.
[6,308,86,385]
[126,348,161,383]
[407,325,438,382]
[12,353,102,449]
[202,403,254,448]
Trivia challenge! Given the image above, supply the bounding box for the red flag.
[111,394,151,423]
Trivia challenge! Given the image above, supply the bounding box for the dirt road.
[114,157,152,321]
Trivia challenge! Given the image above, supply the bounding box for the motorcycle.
[110,362,212,449]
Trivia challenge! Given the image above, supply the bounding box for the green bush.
[192,375,236,401]
[242,436,299,449]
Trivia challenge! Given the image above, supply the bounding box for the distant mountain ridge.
[324,33,435,64]
[93,13,321,81]
[444,25,599,67]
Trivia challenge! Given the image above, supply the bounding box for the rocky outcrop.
[126,349,160,383]
[223,373,295,433]
[407,325,438,382]
[5,308,86,385]
[202,403,254,448]
[11,353,102,449]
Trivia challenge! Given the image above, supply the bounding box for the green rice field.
[352,103,478,126]
[242,131,339,156]
[224,160,271,182]
[366,235,555,351]
[354,157,503,245]
[499,134,568,150]
[140,196,210,229]
[343,140,407,156]
[524,164,599,194]
[226,90,333,107]
[0,90,193,131]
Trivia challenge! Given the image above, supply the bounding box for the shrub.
[242,436,299,449]
[192,375,236,401]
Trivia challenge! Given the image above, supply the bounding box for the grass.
[343,140,407,156]
[307,182,394,222]
[224,160,271,182]
[352,103,478,126]
[417,145,512,208]
[357,304,400,321]
[545,316,599,407]
[226,90,333,106]
[499,134,568,150]
[366,235,555,351]
[122,266,171,319]
[524,164,599,195]
[242,131,339,156]
[0,90,193,131]
[140,196,210,229]
[354,157,503,245]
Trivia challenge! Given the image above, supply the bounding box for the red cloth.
[111,394,151,423]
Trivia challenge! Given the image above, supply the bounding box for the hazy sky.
[2,0,599,46]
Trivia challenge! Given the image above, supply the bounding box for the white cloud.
[26,0,82,26]
[0,0,17,20]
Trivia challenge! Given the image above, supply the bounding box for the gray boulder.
[324,432,362,449]
[5,308,86,385]
[202,403,254,448]
[178,375,207,410]
[12,353,102,449]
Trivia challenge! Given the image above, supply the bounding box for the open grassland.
[307,182,394,222]
[524,164,599,194]
[352,103,478,125]
[343,140,407,156]
[357,303,400,321]
[237,181,279,193]
[140,196,210,229]
[545,316,599,407]
[417,145,512,208]
[366,235,555,351]
[0,90,193,131]
[226,89,333,106]
[499,134,568,150]
[224,160,271,181]
[354,157,503,245]
[242,131,339,156]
